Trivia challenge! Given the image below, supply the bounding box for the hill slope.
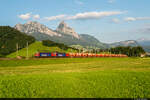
[80,34,109,48]
[0,26,35,57]
[7,41,77,58]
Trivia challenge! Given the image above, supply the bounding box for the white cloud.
[18,13,41,20]
[112,18,120,23]
[44,15,66,21]
[44,11,124,21]
[66,11,124,20]
[33,14,40,19]
[124,17,137,22]
[124,17,150,22]
[18,13,31,20]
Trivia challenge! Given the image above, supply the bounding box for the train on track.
[34,52,128,58]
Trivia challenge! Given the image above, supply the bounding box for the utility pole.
[26,41,29,59]
[110,49,111,54]
[79,48,80,53]
[96,49,97,54]
[16,43,18,57]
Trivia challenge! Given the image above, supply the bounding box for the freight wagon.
[34,52,128,58]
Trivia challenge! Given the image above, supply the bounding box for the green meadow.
[6,42,77,58]
[0,58,150,98]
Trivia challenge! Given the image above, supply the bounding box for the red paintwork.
[51,53,57,57]
[66,53,70,57]
[34,53,40,57]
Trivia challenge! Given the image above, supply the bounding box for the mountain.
[80,34,109,48]
[110,40,139,47]
[15,21,108,49]
[109,40,150,52]
[15,21,61,37]
[15,21,145,50]
[56,21,80,39]
[0,26,35,57]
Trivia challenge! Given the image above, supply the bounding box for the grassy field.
[7,41,77,58]
[0,58,150,98]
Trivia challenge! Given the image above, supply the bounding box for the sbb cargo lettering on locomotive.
[56,53,66,57]
[40,53,51,57]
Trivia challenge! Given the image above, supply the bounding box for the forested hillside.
[0,26,35,57]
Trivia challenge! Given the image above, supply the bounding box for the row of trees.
[109,46,145,57]
[75,46,145,57]
[42,40,78,51]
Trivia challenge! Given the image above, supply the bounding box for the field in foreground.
[0,58,150,98]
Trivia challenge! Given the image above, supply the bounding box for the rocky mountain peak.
[15,21,61,37]
[58,21,67,28]
[56,21,80,39]
[25,21,40,26]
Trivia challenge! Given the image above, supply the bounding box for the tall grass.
[0,58,150,98]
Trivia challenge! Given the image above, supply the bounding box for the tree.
[42,40,79,51]
[110,46,145,57]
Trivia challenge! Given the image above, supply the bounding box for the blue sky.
[1,0,150,43]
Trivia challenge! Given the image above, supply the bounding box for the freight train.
[34,52,128,58]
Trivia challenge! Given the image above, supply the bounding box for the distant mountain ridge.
[15,21,108,49]
[14,21,149,52]
[110,40,139,47]
[110,39,150,52]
